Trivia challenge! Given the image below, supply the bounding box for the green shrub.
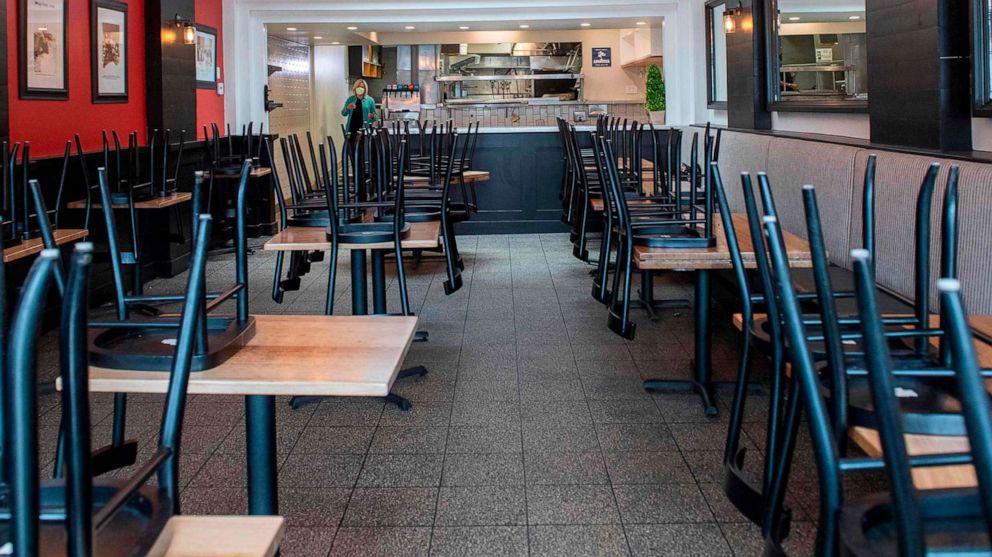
[645,64,665,112]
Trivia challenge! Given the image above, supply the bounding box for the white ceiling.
[268,17,664,46]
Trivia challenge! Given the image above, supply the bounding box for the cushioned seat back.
[848,150,950,307]
[763,137,860,270]
[935,159,992,314]
[712,130,772,211]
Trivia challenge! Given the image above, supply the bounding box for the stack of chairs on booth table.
[708,152,992,555]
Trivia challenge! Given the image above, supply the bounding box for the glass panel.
[986,0,992,101]
[774,0,867,102]
[709,2,728,103]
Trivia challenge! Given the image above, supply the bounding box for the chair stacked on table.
[708,149,992,554]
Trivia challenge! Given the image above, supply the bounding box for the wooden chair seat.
[147,516,284,557]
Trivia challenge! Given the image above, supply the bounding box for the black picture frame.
[19,0,70,100]
[705,0,728,109]
[91,0,128,103]
[763,0,868,114]
[972,0,992,117]
[195,24,218,90]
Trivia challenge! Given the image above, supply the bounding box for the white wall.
[312,45,351,149]
[973,118,992,151]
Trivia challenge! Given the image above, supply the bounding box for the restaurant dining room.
[4,0,992,555]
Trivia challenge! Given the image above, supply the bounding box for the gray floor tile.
[292,427,376,454]
[526,485,621,525]
[603,451,695,485]
[446,425,523,454]
[342,488,439,527]
[358,454,445,487]
[528,525,630,556]
[614,484,715,524]
[435,486,527,526]
[330,527,432,557]
[380,402,453,428]
[430,526,529,556]
[280,526,336,557]
[279,453,364,488]
[587,399,664,424]
[450,400,521,427]
[524,451,610,485]
[626,524,733,556]
[369,427,448,454]
[442,453,525,486]
[522,424,600,453]
[595,423,676,452]
[279,488,352,527]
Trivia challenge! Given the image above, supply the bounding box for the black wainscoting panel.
[145,0,197,134]
[867,0,971,150]
[456,131,568,235]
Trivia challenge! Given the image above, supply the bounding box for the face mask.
[355,87,365,96]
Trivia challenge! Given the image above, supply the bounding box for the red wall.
[7,0,224,157]
[196,0,224,139]
[7,0,147,157]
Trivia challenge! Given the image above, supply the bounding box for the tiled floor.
[31,233,859,556]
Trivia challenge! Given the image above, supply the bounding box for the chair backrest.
[6,249,61,556]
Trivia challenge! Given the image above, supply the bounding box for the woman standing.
[341,78,377,135]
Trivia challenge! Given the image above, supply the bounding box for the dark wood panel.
[456,132,568,234]
[727,0,770,130]
[866,0,971,150]
[0,0,8,142]
[145,0,197,134]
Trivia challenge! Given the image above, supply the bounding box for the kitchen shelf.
[621,55,663,69]
[436,73,585,82]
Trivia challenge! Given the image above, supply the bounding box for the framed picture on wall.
[91,0,128,103]
[19,0,70,99]
[195,24,217,89]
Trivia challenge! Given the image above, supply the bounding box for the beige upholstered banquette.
[677,126,992,314]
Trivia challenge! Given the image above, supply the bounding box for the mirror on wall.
[768,0,867,107]
[706,0,728,107]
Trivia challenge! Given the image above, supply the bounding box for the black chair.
[762,215,992,555]
[0,216,211,555]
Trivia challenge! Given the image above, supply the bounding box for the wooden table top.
[633,213,813,271]
[405,170,490,185]
[203,167,273,180]
[147,516,284,557]
[3,229,88,263]
[263,220,441,252]
[79,315,419,397]
[67,192,192,210]
[848,314,992,490]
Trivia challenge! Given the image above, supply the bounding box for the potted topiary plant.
[645,64,666,125]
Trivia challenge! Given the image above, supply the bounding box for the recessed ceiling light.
[849,15,861,20]
[313,36,323,39]
[286,27,297,31]
[332,41,340,44]
[519,24,529,28]
[346,26,357,30]
[459,26,470,30]
[580,22,591,27]
[405,25,416,30]
[788,16,800,21]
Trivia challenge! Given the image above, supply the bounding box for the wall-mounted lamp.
[723,2,743,34]
[175,14,196,45]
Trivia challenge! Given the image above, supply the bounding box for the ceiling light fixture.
[788,16,800,21]
[459,25,470,30]
[519,24,529,28]
[580,22,591,27]
[346,26,357,30]
[332,41,340,44]
[404,25,416,30]
[636,21,646,25]
[313,36,323,39]
[849,15,861,20]
[286,27,297,31]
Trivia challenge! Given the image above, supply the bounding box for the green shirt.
[341,95,377,130]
